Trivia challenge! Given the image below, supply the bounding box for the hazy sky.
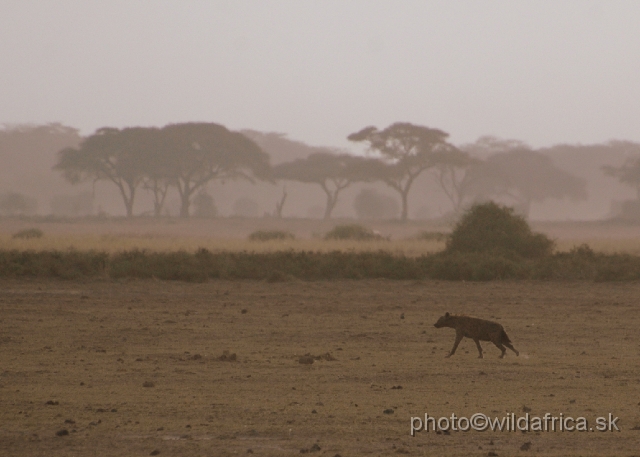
[2,1,639,149]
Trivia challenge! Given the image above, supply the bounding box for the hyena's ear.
[445,312,450,317]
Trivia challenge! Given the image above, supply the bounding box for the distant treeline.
[2,122,640,221]
[49,122,638,221]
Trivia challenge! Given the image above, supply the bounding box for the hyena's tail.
[500,329,512,344]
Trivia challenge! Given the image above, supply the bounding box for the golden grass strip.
[0,233,446,256]
[555,238,640,255]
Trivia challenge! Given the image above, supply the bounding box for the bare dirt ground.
[2,278,640,456]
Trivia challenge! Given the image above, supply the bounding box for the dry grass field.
[2,278,640,456]
[0,233,446,257]
[2,217,640,256]
[4,232,640,257]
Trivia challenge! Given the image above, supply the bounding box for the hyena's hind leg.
[488,331,508,358]
[492,341,508,358]
[504,341,519,356]
[500,330,519,356]
[473,338,484,359]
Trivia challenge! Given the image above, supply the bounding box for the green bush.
[445,202,554,259]
[12,228,44,239]
[248,230,295,241]
[324,224,386,241]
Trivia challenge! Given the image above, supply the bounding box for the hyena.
[434,312,519,359]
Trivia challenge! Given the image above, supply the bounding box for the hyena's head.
[434,312,452,328]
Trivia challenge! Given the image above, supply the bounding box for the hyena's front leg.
[446,332,464,358]
[473,339,484,358]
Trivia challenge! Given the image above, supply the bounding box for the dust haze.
[1,2,639,225]
[3,4,640,456]
[1,123,639,226]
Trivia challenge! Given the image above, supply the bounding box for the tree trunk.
[275,187,287,218]
[153,186,169,217]
[117,181,136,218]
[179,193,191,218]
[400,190,409,222]
[124,198,134,218]
[176,178,195,218]
[150,181,168,217]
[385,175,415,222]
[153,199,163,217]
[323,191,337,220]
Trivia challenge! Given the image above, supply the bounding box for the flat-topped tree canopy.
[603,155,640,199]
[348,122,452,162]
[273,150,377,220]
[55,122,271,218]
[461,147,587,217]
[54,126,161,217]
[348,122,467,221]
[158,122,272,217]
[161,123,271,181]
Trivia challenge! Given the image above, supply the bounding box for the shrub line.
[0,247,639,282]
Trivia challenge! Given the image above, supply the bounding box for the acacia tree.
[348,122,462,221]
[1,123,81,193]
[54,127,157,217]
[0,192,38,216]
[431,151,477,214]
[602,157,640,199]
[273,151,374,219]
[459,144,587,217]
[141,145,174,217]
[159,123,271,217]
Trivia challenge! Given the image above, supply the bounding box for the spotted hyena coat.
[434,312,519,359]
